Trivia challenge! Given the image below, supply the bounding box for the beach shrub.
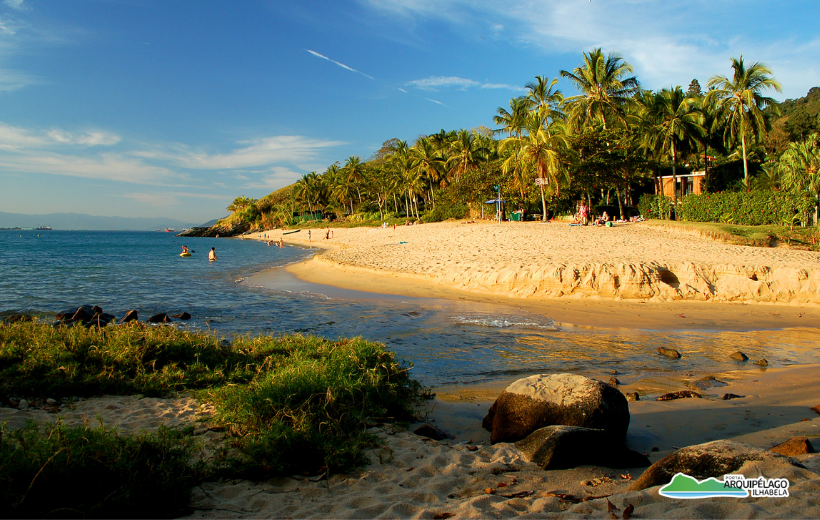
[678,191,814,226]
[421,202,469,222]
[0,422,202,518]
[638,194,672,219]
[206,335,423,477]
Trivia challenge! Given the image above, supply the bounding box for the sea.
[2,230,819,392]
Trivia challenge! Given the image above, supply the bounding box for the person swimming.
[208,247,217,262]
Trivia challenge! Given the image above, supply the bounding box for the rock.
[811,404,820,416]
[729,351,749,361]
[754,358,768,367]
[413,423,453,441]
[769,436,815,457]
[482,373,630,444]
[608,377,620,387]
[656,390,701,401]
[120,310,139,323]
[629,440,797,491]
[46,398,57,405]
[688,376,728,392]
[658,347,681,359]
[722,393,744,400]
[219,339,232,348]
[71,305,95,322]
[147,313,170,323]
[18,399,29,410]
[171,312,192,320]
[515,425,650,470]
[626,392,640,402]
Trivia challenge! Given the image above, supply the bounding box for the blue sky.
[1,0,818,225]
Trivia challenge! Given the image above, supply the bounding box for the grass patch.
[0,422,202,518]
[642,219,820,250]
[1,321,425,516]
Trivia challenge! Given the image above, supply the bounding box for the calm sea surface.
[2,230,818,390]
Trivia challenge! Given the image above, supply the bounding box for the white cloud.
[3,0,26,11]
[406,75,525,92]
[0,152,182,185]
[135,135,346,170]
[425,98,446,106]
[47,129,121,146]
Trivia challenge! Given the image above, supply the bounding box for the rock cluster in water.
[1,306,192,328]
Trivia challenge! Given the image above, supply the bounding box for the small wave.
[451,315,558,331]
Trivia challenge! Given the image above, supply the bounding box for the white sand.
[247,221,820,304]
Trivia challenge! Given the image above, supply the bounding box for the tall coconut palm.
[342,156,367,207]
[493,97,530,138]
[409,136,445,209]
[501,113,568,220]
[705,56,782,185]
[642,87,705,215]
[525,75,564,125]
[560,48,640,132]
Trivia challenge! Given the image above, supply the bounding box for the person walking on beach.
[208,247,217,262]
[579,203,589,226]
[308,230,311,242]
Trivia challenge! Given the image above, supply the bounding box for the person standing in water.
[208,247,217,262]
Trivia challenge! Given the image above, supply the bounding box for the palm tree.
[560,48,640,132]
[642,87,705,215]
[342,156,367,207]
[447,129,489,184]
[409,137,445,209]
[493,97,530,138]
[524,75,564,125]
[706,56,782,185]
[777,133,820,224]
[501,113,568,220]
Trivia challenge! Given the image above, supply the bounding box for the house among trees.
[660,155,715,198]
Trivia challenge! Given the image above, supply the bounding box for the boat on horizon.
[35,225,52,230]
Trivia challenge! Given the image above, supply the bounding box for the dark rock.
[626,392,640,402]
[656,390,701,401]
[811,404,820,416]
[71,305,96,322]
[2,314,32,324]
[722,393,744,400]
[629,440,800,491]
[177,222,251,238]
[754,358,768,367]
[515,425,650,470]
[688,376,728,392]
[729,351,749,361]
[769,436,815,457]
[658,347,681,359]
[171,312,192,320]
[120,310,139,323]
[609,377,620,387]
[219,339,232,348]
[146,313,170,323]
[482,373,630,444]
[413,423,453,441]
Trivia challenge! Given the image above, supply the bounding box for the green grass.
[0,321,425,517]
[0,422,203,518]
[643,219,820,250]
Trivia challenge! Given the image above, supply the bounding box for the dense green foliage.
[0,423,202,518]
[678,191,814,225]
[0,321,425,516]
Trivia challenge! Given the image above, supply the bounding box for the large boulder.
[515,425,650,470]
[482,374,630,444]
[629,440,799,491]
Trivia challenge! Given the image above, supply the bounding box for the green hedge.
[678,191,815,225]
[638,194,672,220]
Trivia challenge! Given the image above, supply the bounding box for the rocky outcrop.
[515,425,650,470]
[629,440,798,491]
[656,390,701,401]
[482,374,630,444]
[769,436,815,457]
[177,221,252,238]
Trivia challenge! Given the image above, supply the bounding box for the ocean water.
[2,230,819,390]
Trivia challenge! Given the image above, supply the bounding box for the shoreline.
[242,225,820,331]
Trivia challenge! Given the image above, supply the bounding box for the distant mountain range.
[0,211,202,231]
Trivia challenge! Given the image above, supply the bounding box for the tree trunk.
[616,185,624,221]
[671,141,678,220]
[539,182,547,221]
[741,132,749,187]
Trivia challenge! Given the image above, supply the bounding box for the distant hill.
[774,87,820,141]
[0,212,198,231]
[197,216,228,228]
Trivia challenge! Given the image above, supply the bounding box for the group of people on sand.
[572,203,612,226]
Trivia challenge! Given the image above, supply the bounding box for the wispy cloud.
[306,49,374,80]
[406,75,525,92]
[425,98,446,106]
[397,87,407,93]
[3,0,25,11]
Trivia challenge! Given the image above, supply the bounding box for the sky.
[1,0,818,225]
